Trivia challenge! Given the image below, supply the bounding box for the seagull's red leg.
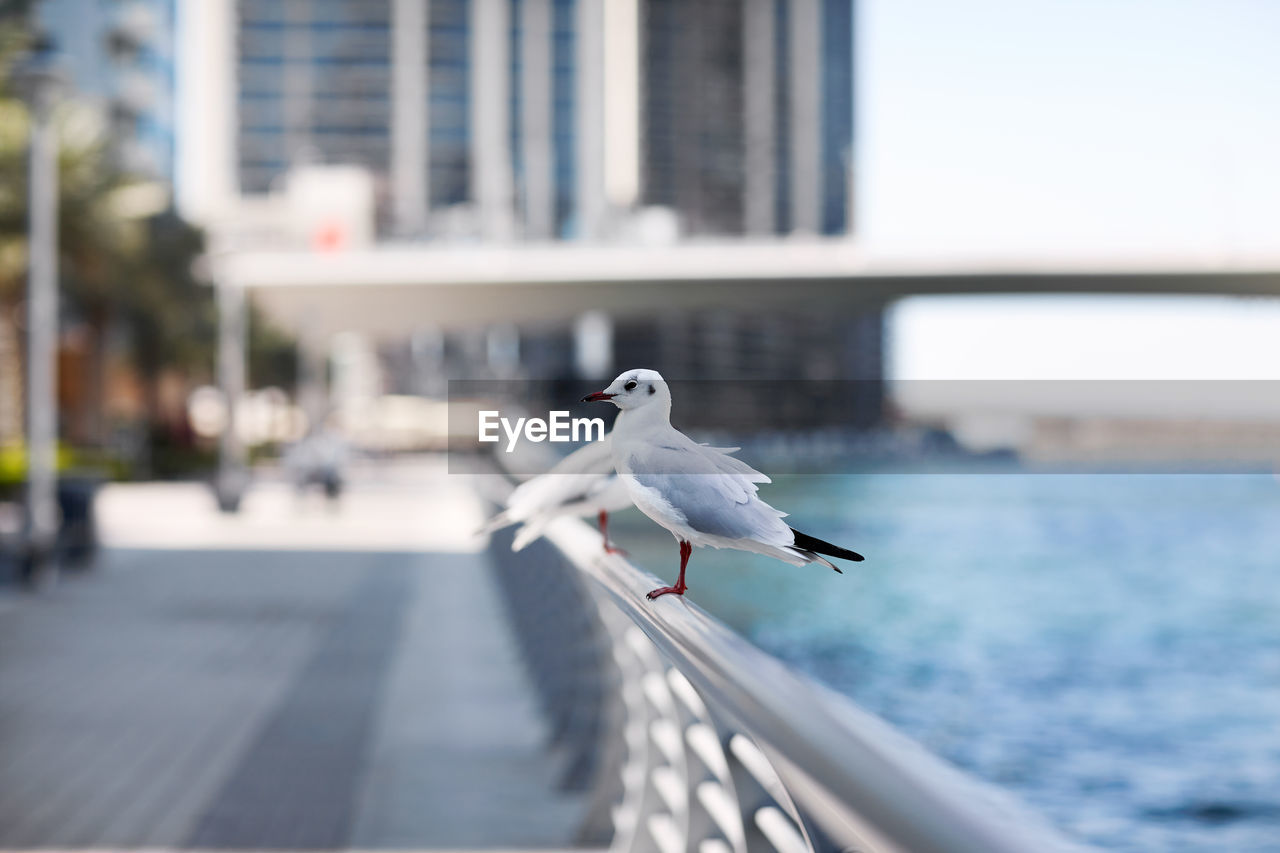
[599,510,627,555]
[646,541,691,600]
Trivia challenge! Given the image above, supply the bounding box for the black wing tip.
[790,527,865,564]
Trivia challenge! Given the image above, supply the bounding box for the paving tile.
[0,543,589,849]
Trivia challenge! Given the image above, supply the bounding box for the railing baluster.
[756,806,811,853]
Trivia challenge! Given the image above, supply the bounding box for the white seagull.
[478,432,633,553]
[582,368,864,600]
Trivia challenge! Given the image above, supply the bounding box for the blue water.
[611,471,1280,852]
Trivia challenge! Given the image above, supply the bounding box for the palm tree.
[0,11,293,473]
[0,15,214,454]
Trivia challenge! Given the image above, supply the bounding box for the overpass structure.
[210,239,1280,506]
[216,239,1280,338]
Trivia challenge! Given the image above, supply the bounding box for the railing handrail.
[540,515,1087,853]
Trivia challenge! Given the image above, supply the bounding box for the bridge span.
[210,239,1280,505]
[216,240,1280,338]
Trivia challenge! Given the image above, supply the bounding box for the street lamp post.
[15,42,66,576]
[215,275,248,512]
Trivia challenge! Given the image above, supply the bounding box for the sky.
[860,0,1280,259]
[862,0,1280,381]
[890,294,1280,381]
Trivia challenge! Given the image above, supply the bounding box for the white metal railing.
[516,513,1089,853]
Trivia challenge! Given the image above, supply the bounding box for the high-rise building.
[190,0,855,243]
[182,0,877,426]
[236,0,394,196]
[640,0,854,237]
[223,0,588,240]
[39,0,178,181]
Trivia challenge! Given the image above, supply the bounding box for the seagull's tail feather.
[802,552,843,574]
[511,517,552,552]
[789,527,864,570]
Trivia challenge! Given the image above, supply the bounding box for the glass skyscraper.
[40,0,178,181]
[550,0,576,237]
[237,1,394,194]
[641,0,855,238]
[427,0,470,207]
[227,0,854,241]
[820,0,855,234]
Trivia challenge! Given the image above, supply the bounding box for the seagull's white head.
[582,368,670,413]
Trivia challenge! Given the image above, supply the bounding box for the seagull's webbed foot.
[598,511,628,556]
[647,541,692,600]
[646,581,687,600]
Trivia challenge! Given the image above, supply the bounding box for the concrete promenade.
[0,459,588,849]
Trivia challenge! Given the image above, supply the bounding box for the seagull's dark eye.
[624,380,637,391]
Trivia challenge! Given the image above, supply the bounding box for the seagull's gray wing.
[630,440,790,543]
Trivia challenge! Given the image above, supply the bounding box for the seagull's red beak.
[581,391,615,403]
